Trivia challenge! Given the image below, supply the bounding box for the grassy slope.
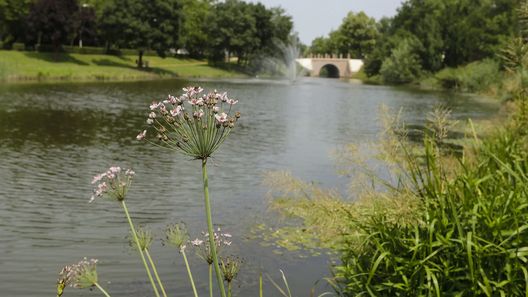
[0,50,247,82]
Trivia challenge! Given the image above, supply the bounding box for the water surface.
[0,78,498,296]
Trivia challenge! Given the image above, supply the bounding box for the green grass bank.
[0,50,247,83]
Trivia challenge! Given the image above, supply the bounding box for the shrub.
[11,42,25,51]
[380,38,422,84]
[435,59,500,92]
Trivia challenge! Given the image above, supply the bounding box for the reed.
[336,109,528,296]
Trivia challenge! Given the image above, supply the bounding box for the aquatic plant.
[264,103,528,296]
[90,166,163,297]
[138,86,241,297]
[137,86,240,160]
[220,256,242,297]
[57,258,110,297]
[191,229,233,297]
[165,223,199,297]
[56,88,291,297]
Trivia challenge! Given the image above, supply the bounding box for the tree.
[335,11,378,58]
[391,0,445,71]
[441,0,520,67]
[269,7,293,46]
[26,0,79,51]
[380,37,423,84]
[309,36,332,56]
[246,4,293,70]
[204,0,292,70]
[207,0,258,63]
[100,0,180,67]
[75,4,98,47]
[0,0,32,47]
[179,0,213,58]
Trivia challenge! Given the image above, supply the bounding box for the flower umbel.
[137,87,241,159]
[220,256,242,283]
[129,226,154,251]
[165,223,190,251]
[192,228,233,265]
[57,258,99,296]
[90,166,135,203]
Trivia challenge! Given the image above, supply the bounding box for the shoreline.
[0,50,248,84]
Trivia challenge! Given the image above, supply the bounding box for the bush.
[12,42,25,51]
[337,119,528,296]
[435,59,500,92]
[380,38,422,84]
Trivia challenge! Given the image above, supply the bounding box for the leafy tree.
[0,0,32,47]
[335,11,378,58]
[380,37,423,84]
[75,4,98,47]
[179,0,213,58]
[100,0,180,67]
[269,7,293,46]
[248,5,294,71]
[26,0,79,51]
[362,0,522,77]
[207,0,258,64]
[391,0,445,71]
[309,36,332,56]
[441,0,520,67]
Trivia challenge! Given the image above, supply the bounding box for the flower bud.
[220,256,242,283]
[165,223,189,251]
[129,226,153,251]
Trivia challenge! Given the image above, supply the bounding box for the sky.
[248,0,404,45]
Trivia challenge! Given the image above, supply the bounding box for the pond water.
[0,77,498,297]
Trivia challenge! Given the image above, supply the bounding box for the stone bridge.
[296,57,364,78]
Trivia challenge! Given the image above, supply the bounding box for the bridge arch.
[319,64,340,78]
[297,58,364,78]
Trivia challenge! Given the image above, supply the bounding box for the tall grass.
[434,59,501,93]
[336,107,528,296]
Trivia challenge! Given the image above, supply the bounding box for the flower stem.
[227,282,232,297]
[145,249,168,297]
[202,159,227,297]
[182,248,199,297]
[94,282,112,297]
[121,201,161,297]
[259,272,263,297]
[209,264,213,297]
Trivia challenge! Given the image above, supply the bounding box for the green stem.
[121,201,161,297]
[202,159,227,297]
[182,248,199,297]
[94,282,112,297]
[209,264,213,297]
[145,249,168,297]
[228,282,232,297]
[259,272,263,297]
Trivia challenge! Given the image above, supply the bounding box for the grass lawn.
[0,50,247,82]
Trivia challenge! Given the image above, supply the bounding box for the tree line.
[0,0,294,69]
[308,0,522,83]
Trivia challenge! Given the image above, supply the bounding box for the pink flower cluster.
[58,258,98,289]
[192,228,233,264]
[90,166,135,203]
[136,86,241,149]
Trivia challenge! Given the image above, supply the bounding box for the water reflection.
[0,78,498,297]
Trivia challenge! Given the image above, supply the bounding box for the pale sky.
[248,0,404,45]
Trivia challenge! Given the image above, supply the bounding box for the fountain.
[261,35,303,83]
